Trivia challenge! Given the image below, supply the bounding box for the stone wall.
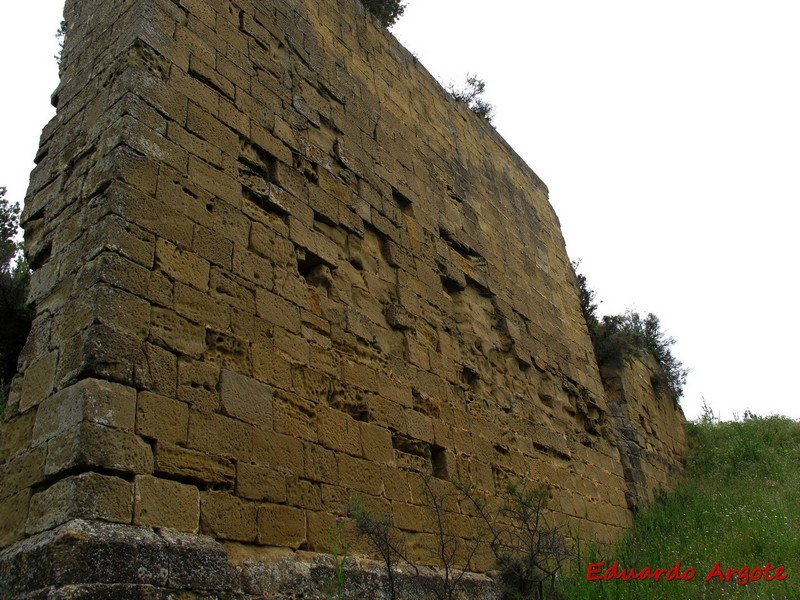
[0,0,687,595]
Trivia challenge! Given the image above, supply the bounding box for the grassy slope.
[559,414,800,599]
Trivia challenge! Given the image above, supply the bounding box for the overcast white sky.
[1,1,798,421]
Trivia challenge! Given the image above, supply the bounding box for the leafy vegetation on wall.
[362,0,406,27]
[448,75,495,122]
[0,187,32,407]
[574,262,688,403]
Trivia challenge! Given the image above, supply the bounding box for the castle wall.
[0,0,687,595]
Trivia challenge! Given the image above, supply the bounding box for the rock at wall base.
[0,520,500,599]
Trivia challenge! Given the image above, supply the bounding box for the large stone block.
[155,238,210,291]
[0,490,30,547]
[136,391,189,444]
[154,443,235,486]
[251,429,304,474]
[150,307,207,358]
[220,369,274,425]
[236,462,287,503]
[19,351,58,413]
[32,378,137,446]
[134,475,200,532]
[200,491,257,542]
[257,504,306,548]
[53,283,151,342]
[45,422,153,477]
[56,324,144,388]
[177,357,221,411]
[26,473,133,535]
[187,409,253,461]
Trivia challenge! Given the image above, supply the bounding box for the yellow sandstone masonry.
[0,0,687,595]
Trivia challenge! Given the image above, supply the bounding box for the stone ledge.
[0,520,500,599]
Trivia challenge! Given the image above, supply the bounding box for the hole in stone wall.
[460,363,480,389]
[348,255,364,271]
[447,182,465,203]
[296,247,333,289]
[239,139,278,184]
[392,188,413,213]
[328,389,369,422]
[28,240,52,271]
[440,273,465,294]
[538,391,554,407]
[238,160,274,188]
[313,209,336,228]
[239,140,291,220]
[438,225,481,259]
[391,433,431,459]
[242,187,289,220]
[294,154,318,184]
[431,445,448,479]
[189,62,229,99]
[412,389,441,419]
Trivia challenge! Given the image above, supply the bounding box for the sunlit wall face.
[391,0,800,422]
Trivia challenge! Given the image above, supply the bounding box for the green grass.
[559,413,800,599]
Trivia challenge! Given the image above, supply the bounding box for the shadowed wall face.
[0,0,686,595]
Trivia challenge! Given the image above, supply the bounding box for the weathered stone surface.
[257,504,306,549]
[0,520,220,595]
[200,491,257,542]
[136,391,188,445]
[19,351,58,412]
[0,0,688,594]
[153,443,235,487]
[0,490,30,547]
[0,446,45,501]
[44,423,153,477]
[26,473,133,535]
[0,520,499,598]
[133,475,199,532]
[220,368,274,425]
[32,379,137,446]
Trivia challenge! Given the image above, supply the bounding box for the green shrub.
[595,311,687,402]
[0,187,32,410]
[362,0,406,27]
[573,262,687,403]
[55,20,66,65]
[448,75,495,122]
[458,479,571,600]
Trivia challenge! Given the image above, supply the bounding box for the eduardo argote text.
[587,561,787,586]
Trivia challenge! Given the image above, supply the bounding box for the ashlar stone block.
[32,378,137,447]
[220,369,273,426]
[134,475,200,532]
[26,472,133,535]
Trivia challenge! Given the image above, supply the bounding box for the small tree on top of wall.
[362,0,406,27]
[448,75,495,123]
